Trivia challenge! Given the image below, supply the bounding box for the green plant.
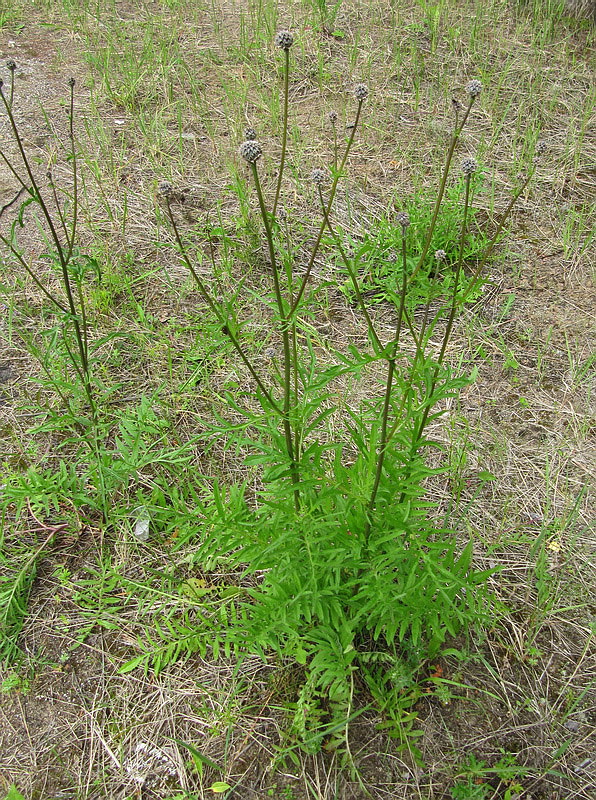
[0,786,26,800]
[451,752,529,800]
[337,174,490,309]
[0,65,98,419]
[149,31,546,752]
[1,671,30,694]
[0,460,88,662]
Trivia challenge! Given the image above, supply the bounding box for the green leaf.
[172,737,222,775]
[208,781,231,793]
[477,470,496,482]
[118,654,146,674]
[3,786,26,800]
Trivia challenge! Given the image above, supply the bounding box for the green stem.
[250,163,300,509]
[65,80,78,264]
[0,232,68,312]
[405,172,473,491]
[272,48,290,218]
[0,82,94,416]
[318,187,383,354]
[460,168,536,304]
[0,149,30,193]
[365,227,409,537]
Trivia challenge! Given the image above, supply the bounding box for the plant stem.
[460,167,536,304]
[250,163,300,509]
[365,227,409,536]
[404,171,473,492]
[0,232,68,312]
[272,48,290,218]
[318,189,383,354]
[65,79,78,264]
[0,82,95,417]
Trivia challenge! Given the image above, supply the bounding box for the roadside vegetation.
[0,1,594,798]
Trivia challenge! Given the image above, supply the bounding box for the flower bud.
[354,83,369,101]
[239,140,263,163]
[274,30,294,51]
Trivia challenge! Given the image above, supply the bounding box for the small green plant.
[337,175,490,309]
[1,671,30,694]
[0,64,98,420]
[0,461,85,662]
[0,786,26,800]
[451,752,529,800]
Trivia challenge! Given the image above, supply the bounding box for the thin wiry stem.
[0,231,68,313]
[65,80,78,264]
[48,173,70,248]
[0,81,94,414]
[332,121,338,172]
[0,186,26,217]
[250,162,300,509]
[404,171,474,490]
[272,48,290,218]
[317,187,383,355]
[365,226,409,537]
[460,167,536,304]
[0,149,30,193]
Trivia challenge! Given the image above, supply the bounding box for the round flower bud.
[354,83,369,101]
[239,140,262,164]
[310,168,327,185]
[328,110,338,124]
[396,211,410,229]
[274,30,294,50]
[535,140,547,157]
[461,157,478,175]
[466,79,482,98]
[6,59,16,72]
[434,249,447,262]
[68,77,76,88]
[158,181,173,198]
[244,126,257,140]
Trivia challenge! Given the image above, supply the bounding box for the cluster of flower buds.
[239,140,263,164]
[274,30,294,51]
[395,211,411,231]
[354,83,369,101]
[461,157,478,175]
[466,79,482,98]
[310,168,327,185]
